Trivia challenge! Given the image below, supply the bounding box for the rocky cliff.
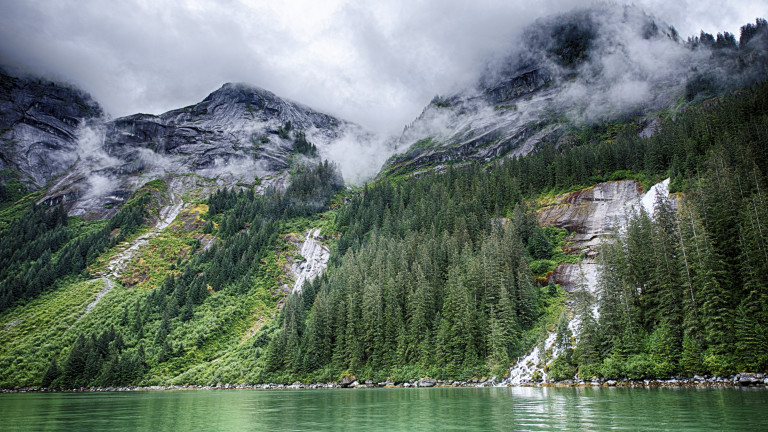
[0,71,103,189]
[103,83,349,175]
[505,178,671,384]
[0,75,368,219]
[288,228,330,293]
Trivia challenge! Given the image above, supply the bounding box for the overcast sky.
[0,0,763,135]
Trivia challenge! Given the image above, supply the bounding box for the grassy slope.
[0,186,343,387]
[0,278,105,387]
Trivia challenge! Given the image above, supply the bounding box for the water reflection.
[1,387,766,431]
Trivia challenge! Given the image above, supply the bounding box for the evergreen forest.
[1,76,768,388]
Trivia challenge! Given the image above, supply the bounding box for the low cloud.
[0,0,759,139]
[76,124,121,169]
[320,126,394,184]
[75,124,123,200]
[85,173,115,200]
[550,6,698,122]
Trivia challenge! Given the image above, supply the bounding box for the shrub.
[548,355,577,381]
[624,354,655,380]
[703,353,735,376]
[600,355,625,380]
[578,363,602,380]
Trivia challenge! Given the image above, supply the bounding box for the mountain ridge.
[1,7,768,389]
[384,6,768,177]
[0,74,369,220]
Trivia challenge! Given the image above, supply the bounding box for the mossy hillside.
[0,228,289,388]
[141,258,282,385]
[107,205,213,289]
[0,278,107,387]
[0,189,43,234]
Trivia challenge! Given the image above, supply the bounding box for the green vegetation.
[0,178,168,313]
[431,97,451,108]
[2,76,768,388]
[559,81,768,378]
[0,160,345,388]
[528,227,580,277]
[263,80,768,383]
[0,170,28,207]
[0,277,107,387]
[0,190,43,234]
[291,131,318,157]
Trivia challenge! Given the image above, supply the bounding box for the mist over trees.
[1,13,768,389]
[261,80,768,382]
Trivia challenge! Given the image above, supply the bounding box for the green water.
[1,387,766,431]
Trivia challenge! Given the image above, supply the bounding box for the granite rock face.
[290,228,331,293]
[537,181,643,258]
[505,179,670,384]
[536,179,671,293]
[0,78,363,219]
[0,71,103,189]
[103,83,349,174]
[536,180,644,294]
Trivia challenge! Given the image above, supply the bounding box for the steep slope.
[0,71,103,191]
[536,180,673,293]
[385,6,768,175]
[506,179,670,384]
[40,82,367,219]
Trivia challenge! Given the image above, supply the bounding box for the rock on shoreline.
[2,373,767,393]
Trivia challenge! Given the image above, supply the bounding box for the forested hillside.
[2,79,768,387]
[551,83,768,379]
[260,80,768,383]
[2,12,768,388]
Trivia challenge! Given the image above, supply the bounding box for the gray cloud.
[0,0,762,137]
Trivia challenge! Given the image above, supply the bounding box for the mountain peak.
[206,82,279,102]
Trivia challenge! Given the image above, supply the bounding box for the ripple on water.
[1,387,766,431]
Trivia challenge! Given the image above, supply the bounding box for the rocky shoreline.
[2,373,766,393]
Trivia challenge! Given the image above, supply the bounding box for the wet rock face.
[103,83,349,175]
[536,180,647,293]
[537,181,643,256]
[289,228,330,293]
[537,179,676,294]
[0,72,361,219]
[103,83,347,174]
[484,68,552,105]
[505,179,670,384]
[0,72,103,189]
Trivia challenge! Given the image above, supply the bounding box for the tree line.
[6,77,768,387]
[265,79,768,382]
[552,98,768,378]
[0,187,152,312]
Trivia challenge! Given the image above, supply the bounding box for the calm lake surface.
[1,386,766,431]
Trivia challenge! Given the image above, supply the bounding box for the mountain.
[385,5,768,176]
[1,8,768,390]
[0,72,103,192]
[1,75,367,219]
[56,82,372,219]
